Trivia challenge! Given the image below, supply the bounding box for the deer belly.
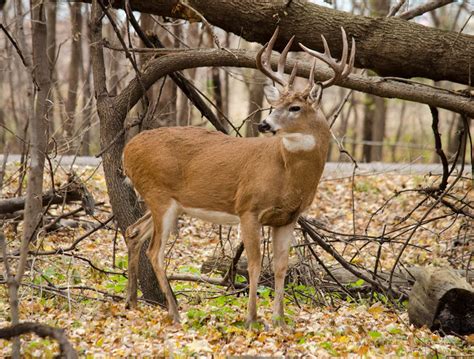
[182,207,240,225]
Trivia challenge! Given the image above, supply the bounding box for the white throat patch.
[282,133,316,152]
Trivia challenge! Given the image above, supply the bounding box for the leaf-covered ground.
[1,163,472,357]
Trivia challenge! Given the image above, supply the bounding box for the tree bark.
[46,1,57,137]
[370,95,386,161]
[245,70,265,137]
[81,6,93,155]
[64,3,82,145]
[94,0,474,85]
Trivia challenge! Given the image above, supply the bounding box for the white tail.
[123,27,355,326]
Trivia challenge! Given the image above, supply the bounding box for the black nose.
[258,121,271,133]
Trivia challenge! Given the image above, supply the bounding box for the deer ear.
[308,84,323,105]
[264,85,280,105]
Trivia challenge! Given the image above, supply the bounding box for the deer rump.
[123,126,319,227]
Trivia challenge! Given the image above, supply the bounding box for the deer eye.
[288,106,301,112]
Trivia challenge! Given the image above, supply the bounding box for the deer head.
[256,27,355,136]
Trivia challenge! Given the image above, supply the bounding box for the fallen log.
[408,267,474,335]
[0,176,94,215]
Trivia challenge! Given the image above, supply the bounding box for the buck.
[123,27,355,326]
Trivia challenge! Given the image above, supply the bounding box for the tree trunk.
[11,1,52,356]
[362,96,374,162]
[90,1,166,305]
[362,0,389,163]
[370,95,386,161]
[46,1,57,138]
[81,6,93,155]
[102,0,474,85]
[13,0,34,159]
[64,3,82,149]
[211,67,227,131]
[447,115,464,162]
[245,71,264,137]
[23,0,51,258]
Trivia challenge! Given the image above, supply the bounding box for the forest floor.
[0,162,472,357]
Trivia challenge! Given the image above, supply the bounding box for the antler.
[256,27,298,89]
[299,27,355,88]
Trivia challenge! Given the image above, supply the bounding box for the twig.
[298,217,396,296]
[95,117,141,158]
[123,3,229,134]
[179,1,222,49]
[104,43,189,54]
[168,273,246,289]
[388,115,468,287]
[302,231,355,300]
[0,24,39,88]
[0,232,12,279]
[29,215,114,256]
[96,0,145,94]
[429,106,449,192]
[222,242,245,287]
[61,252,126,276]
[0,144,9,191]
[388,0,407,17]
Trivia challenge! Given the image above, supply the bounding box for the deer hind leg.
[146,199,181,323]
[271,222,294,327]
[125,211,153,309]
[240,213,262,327]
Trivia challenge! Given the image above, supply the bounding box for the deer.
[122,27,355,327]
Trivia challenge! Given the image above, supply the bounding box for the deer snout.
[258,120,272,133]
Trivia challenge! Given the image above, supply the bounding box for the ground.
[0,162,472,357]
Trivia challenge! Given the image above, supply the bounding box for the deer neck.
[278,120,330,190]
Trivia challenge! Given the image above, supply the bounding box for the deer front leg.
[240,213,262,327]
[271,222,294,327]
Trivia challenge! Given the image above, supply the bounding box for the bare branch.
[398,0,455,20]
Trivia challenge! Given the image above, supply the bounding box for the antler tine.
[256,28,285,87]
[298,26,356,88]
[301,58,317,95]
[277,35,295,77]
[288,61,298,88]
[341,37,356,78]
[256,27,296,88]
[309,59,316,85]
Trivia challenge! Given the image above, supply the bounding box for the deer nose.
[258,121,271,133]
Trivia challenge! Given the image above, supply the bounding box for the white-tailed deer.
[123,27,355,326]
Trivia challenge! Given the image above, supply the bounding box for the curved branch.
[114,48,474,119]
[0,322,77,358]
